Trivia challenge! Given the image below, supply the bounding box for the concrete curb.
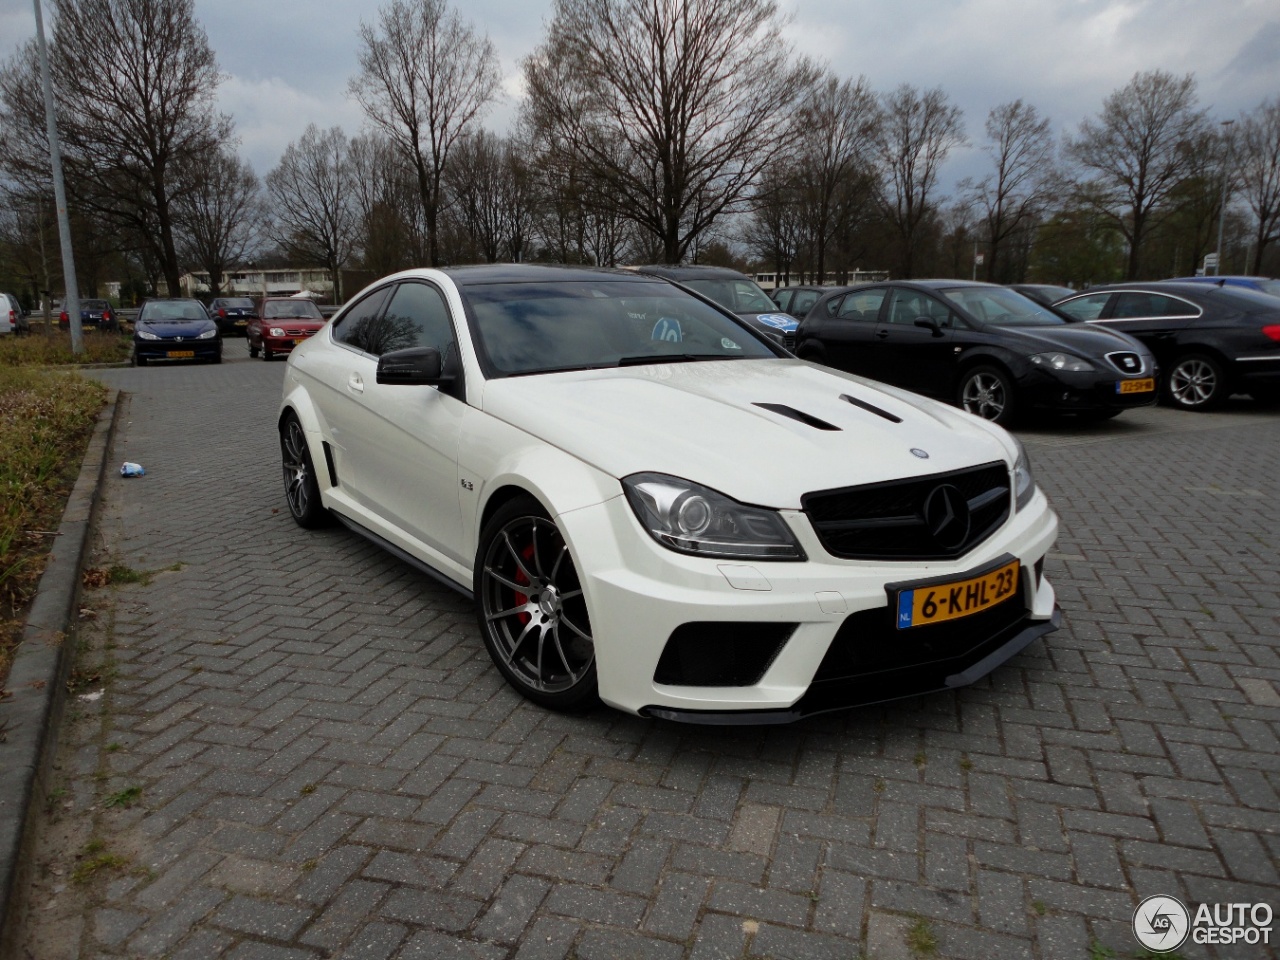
[0,389,121,952]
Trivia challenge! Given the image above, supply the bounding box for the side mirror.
[914,317,946,337]
[376,346,449,386]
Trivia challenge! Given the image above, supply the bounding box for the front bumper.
[557,487,1059,720]
[217,317,253,336]
[134,339,221,362]
[1018,366,1158,413]
[263,332,319,354]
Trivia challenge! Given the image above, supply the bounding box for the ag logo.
[1133,895,1190,952]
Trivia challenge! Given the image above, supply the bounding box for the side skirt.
[331,511,474,602]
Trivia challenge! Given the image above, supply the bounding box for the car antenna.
[1217,278,1226,286]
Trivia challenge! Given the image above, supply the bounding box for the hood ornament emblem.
[910,448,929,459]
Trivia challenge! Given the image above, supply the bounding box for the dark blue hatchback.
[132,299,222,366]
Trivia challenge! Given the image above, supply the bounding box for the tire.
[1164,353,1226,411]
[957,365,1017,425]
[248,342,259,358]
[475,495,598,711]
[263,346,273,361]
[279,414,332,529]
[132,353,147,367]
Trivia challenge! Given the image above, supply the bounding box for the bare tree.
[523,0,819,264]
[873,85,966,278]
[266,125,356,299]
[1066,71,1206,279]
[1237,99,1280,274]
[445,130,507,262]
[743,162,805,283]
[175,151,262,296]
[349,133,426,275]
[350,0,501,267]
[0,0,228,297]
[965,100,1057,283]
[792,74,880,281]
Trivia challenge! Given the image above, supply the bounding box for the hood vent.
[753,402,840,431]
[840,393,902,423]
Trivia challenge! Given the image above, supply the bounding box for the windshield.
[462,279,777,376]
[683,278,776,314]
[141,301,208,321]
[940,287,1065,326]
[264,300,324,319]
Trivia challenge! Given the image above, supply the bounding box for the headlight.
[137,329,159,340]
[623,473,805,561]
[1013,438,1036,511]
[269,327,286,337]
[197,328,217,339]
[1028,352,1093,372]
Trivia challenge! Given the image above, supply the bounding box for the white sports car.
[279,265,1060,722]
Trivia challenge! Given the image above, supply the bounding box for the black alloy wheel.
[1164,353,1226,411]
[958,365,1017,425]
[476,496,598,711]
[279,414,331,529]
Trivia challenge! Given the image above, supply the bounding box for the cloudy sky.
[2,0,1278,187]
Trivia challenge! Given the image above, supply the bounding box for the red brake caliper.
[512,542,537,625]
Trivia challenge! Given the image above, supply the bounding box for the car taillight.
[60,311,68,322]
[1263,324,1280,342]
[218,308,226,317]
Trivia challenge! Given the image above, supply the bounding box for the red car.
[247,298,325,360]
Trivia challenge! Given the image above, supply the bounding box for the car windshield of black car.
[462,280,775,376]
[940,287,1065,326]
[684,278,776,313]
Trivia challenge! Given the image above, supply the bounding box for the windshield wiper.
[617,353,727,366]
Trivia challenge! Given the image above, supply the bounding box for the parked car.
[793,280,1157,425]
[1054,282,1280,408]
[208,296,259,336]
[1162,276,1280,298]
[772,284,839,320]
[278,264,1061,721]
[132,298,220,365]
[0,292,26,335]
[632,264,800,348]
[248,298,326,360]
[60,298,118,332]
[1011,284,1076,308]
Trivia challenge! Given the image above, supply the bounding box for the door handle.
[348,373,364,394]
[875,330,889,340]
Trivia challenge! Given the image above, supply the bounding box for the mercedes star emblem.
[923,483,972,550]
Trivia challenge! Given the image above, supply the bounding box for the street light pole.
[1213,119,1235,278]
[32,0,82,353]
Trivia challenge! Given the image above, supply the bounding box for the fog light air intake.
[654,622,797,686]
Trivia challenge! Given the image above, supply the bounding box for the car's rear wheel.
[280,414,332,529]
[1165,353,1226,410]
[476,496,598,711]
[958,365,1017,425]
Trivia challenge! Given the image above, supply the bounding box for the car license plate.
[167,350,194,358]
[293,337,306,344]
[235,320,247,327]
[895,558,1020,629]
[1117,378,1154,394]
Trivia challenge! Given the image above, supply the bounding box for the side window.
[792,290,820,317]
[332,286,393,354]
[381,281,457,357]
[836,289,886,321]
[772,289,792,312]
[1149,294,1196,317]
[1112,293,1159,319]
[887,290,948,325]
[1057,294,1111,321]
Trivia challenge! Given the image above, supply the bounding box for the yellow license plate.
[896,559,1020,629]
[167,350,194,358]
[293,338,306,344]
[1117,378,1155,394]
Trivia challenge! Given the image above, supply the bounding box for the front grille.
[782,332,797,351]
[802,462,1010,561]
[812,578,1028,682]
[654,622,796,686]
[284,327,313,337]
[1105,351,1144,375]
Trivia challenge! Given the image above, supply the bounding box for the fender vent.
[840,393,902,423]
[753,402,840,431]
[322,441,339,488]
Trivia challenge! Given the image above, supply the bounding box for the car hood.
[995,323,1146,359]
[265,318,325,329]
[137,318,216,337]
[481,359,1013,508]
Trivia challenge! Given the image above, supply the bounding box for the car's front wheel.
[280,414,332,529]
[248,342,259,358]
[1165,353,1226,410]
[958,365,1017,425]
[476,496,598,711]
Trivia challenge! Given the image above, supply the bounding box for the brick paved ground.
[13,352,1280,959]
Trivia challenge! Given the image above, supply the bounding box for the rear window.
[83,300,110,310]
[220,298,256,309]
[1206,287,1280,313]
